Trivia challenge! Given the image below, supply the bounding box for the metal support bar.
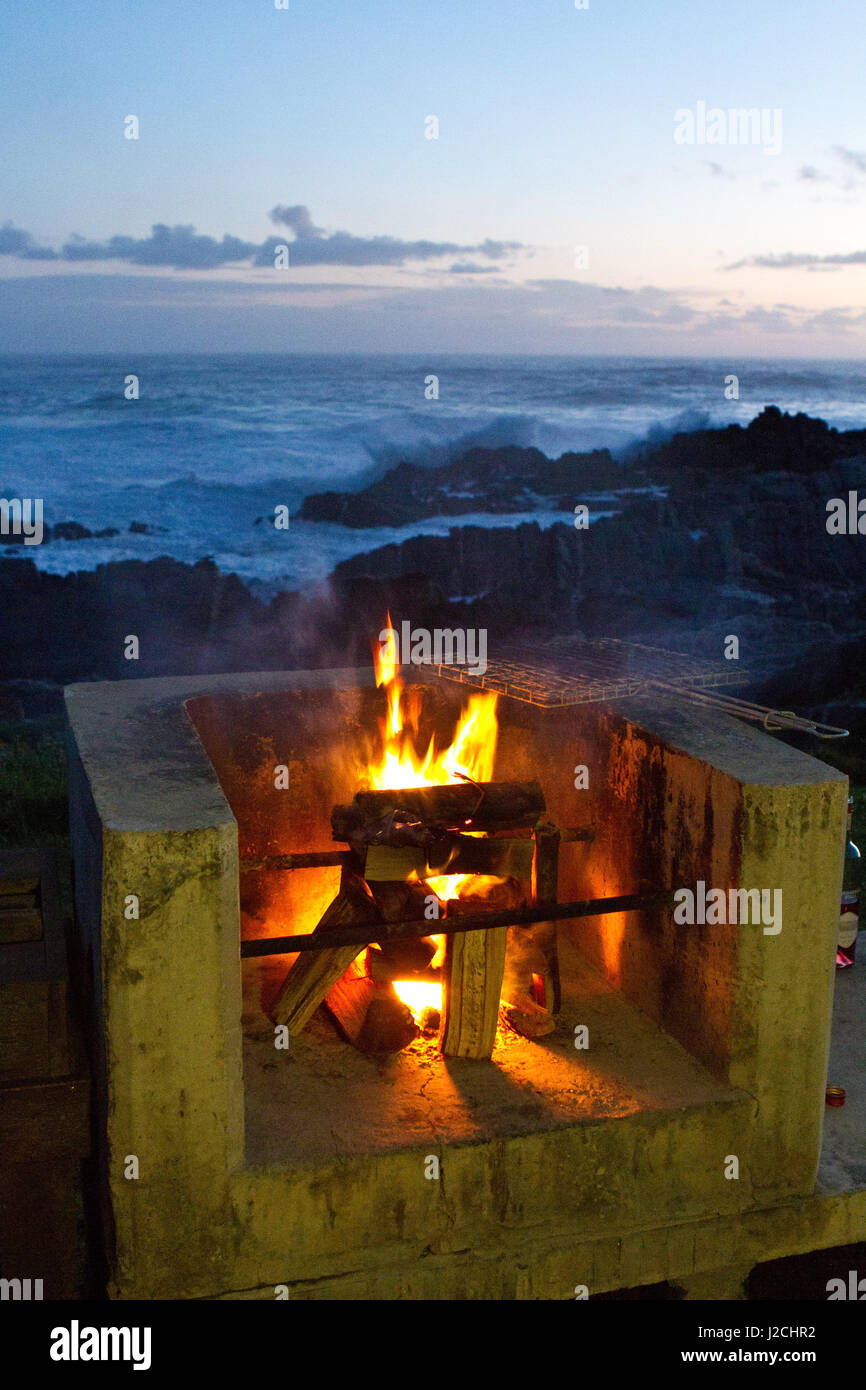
[240,830,594,875]
[240,889,675,958]
[240,850,354,873]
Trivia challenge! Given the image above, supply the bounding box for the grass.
[0,719,70,849]
[0,717,74,914]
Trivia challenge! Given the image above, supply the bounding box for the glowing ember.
[391,980,441,1019]
[368,614,502,1018]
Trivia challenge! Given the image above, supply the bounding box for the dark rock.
[3,408,866,724]
[636,406,866,480]
[296,444,636,528]
[53,521,93,541]
[2,532,40,547]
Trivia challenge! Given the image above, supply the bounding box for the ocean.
[2,354,865,593]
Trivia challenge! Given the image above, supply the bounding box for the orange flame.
[370,612,498,794]
[368,615,501,1017]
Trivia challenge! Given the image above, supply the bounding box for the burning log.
[439,899,507,1059]
[499,994,556,1040]
[365,879,438,981]
[368,878,431,922]
[367,951,440,985]
[362,834,535,883]
[366,881,438,978]
[367,937,437,978]
[239,832,590,877]
[324,960,418,1053]
[331,779,545,842]
[270,872,381,1033]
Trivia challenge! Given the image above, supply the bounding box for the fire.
[389,980,441,1018]
[368,614,501,1019]
[370,614,499,793]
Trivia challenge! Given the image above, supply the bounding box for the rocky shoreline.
[294,444,640,528]
[2,406,866,762]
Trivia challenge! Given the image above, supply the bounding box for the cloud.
[268,204,326,238]
[60,224,261,269]
[3,270,865,354]
[0,222,57,259]
[833,146,866,174]
[521,279,699,326]
[448,261,498,274]
[252,230,522,268]
[724,250,866,270]
[792,147,866,194]
[805,306,866,331]
[727,305,797,332]
[0,205,524,271]
[703,161,734,179]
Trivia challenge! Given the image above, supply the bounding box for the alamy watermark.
[1,1277,43,1300]
[50,1321,152,1371]
[826,491,866,534]
[379,621,487,677]
[0,497,44,545]
[674,102,782,156]
[827,1270,866,1299]
[674,881,782,935]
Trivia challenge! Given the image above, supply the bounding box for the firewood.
[439,899,507,1059]
[357,996,419,1051]
[331,780,545,841]
[527,822,561,1013]
[457,878,523,912]
[367,879,431,922]
[270,873,381,1033]
[432,835,534,880]
[324,964,418,1053]
[365,880,438,977]
[362,835,535,882]
[362,845,427,881]
[502,924,552,1005]
[366,944,438,982]
[499,994,556,1039]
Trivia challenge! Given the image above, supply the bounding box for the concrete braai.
[65,666,859,1300]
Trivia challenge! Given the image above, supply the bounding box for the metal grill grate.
[415,638,848,736]
[420,638,749,708]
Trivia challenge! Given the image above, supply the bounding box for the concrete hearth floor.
[818,961,866,1194]
[241,936,743,1169]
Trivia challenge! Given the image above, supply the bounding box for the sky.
[1,0,865,354]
